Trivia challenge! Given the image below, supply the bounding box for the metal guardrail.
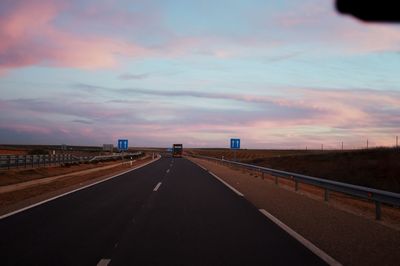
[0,154,74,169]
[0,152,144,170]
[192,155,400,220]
[88,152,143,162]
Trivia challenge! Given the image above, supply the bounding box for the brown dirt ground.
[190,157,400,266]
[0,149,29,155]
[0,156,154,216]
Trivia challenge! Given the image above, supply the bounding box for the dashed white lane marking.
[0,156,161,220]
[97,259,111,266]
[153,182,162,192]
[258,209,341,266]
[166,169,170,173]
[208,172,244,197]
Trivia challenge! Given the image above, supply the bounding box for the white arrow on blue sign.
[118,139,128,151]
[230,138,240,149]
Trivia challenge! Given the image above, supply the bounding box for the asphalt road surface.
[0,156,326,265]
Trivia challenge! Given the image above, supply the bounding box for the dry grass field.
[189,147,400,193]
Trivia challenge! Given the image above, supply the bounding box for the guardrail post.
[275,176,278,185]
[24,155,27,168]
[324,189,330,202]
[16,155,19,168]
[295,180,299,191]
[375,201,381,220]
[7,155,10,170]
[261,171,264,180]
[31,155,34,168]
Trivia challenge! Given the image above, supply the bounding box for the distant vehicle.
[172,144,183,158]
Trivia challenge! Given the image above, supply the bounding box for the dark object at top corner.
[336,0,400,22]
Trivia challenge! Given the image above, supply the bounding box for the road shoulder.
[189,157,400,266]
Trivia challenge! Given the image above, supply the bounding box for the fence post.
[375,201,381,220]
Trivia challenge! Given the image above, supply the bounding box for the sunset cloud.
[1,0,399,148]
[0,0,150,72]
[1,85,399,147]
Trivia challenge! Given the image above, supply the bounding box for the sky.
[1,0,400,149]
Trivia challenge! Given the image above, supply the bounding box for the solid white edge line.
[208,171,244,197]
[259,209,342,266]
[153,182,162,192]
[97,258,111,266]
[198,165,208,171]
[0,156,162,220]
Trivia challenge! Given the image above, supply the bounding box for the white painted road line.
[0,156,161,220]
[153,182,162,192]
[259,209,341,266]
[97,258,111,266]
[166,169,170,173]
[208,171,244,197]
[198,165,208,171]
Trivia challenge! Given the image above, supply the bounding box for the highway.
[0,156,326,265]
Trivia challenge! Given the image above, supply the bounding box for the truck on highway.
[172,144,183,158]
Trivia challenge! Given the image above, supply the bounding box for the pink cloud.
[264,0,400,54]
[0,0,150,72]
[333,24,400,53]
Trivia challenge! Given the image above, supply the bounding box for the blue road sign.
[118,139,128,151]
[230,138,240,149]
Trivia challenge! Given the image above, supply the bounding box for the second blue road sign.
[230,138,240,149]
